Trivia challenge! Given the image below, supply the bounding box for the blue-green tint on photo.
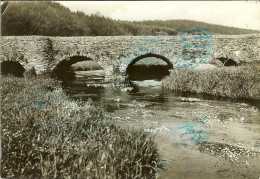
[176,124,210,145]
[19,101,45,110]
[181,28,212,65]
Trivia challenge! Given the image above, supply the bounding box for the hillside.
[131,20,259,35]
[1,1,259,36]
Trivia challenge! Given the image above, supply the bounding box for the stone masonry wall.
[1,36,53,72]
[1,34,260,74]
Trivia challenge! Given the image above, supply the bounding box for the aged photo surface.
[1,1,260,178]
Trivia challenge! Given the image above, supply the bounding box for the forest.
[1,1,259,36]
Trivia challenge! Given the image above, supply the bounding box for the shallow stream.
[62,70,260,179]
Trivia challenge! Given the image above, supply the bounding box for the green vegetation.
[71,61,103,71]
[1,1,259,36]
[162,66,260,100]
[1,75,162,178]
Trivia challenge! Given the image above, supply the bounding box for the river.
[62,70,260,179]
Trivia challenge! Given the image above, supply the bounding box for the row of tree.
[1,1,258,36]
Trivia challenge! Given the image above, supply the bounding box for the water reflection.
[127,65,170,81]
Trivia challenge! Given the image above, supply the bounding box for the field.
[162,65,260,100]
[1,75,163,179]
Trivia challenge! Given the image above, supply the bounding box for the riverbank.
[71,61,103,71]
[1,75,162,179]
[162,66,260,100]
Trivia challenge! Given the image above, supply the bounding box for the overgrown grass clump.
[162,66,260,100]
[1,75,161,178]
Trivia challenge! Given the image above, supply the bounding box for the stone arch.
[54,52,106,71]
[55,55,103,69]
[125,53,173,81]
[216,57,238,66]
[125,53,173,73]
[1,52,29,68]
[52,55,104,80]
[1,61,25,77]
[210,50,240,66]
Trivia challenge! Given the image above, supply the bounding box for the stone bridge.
[1,34,260,76]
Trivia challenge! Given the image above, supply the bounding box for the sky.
[58,1,260,31]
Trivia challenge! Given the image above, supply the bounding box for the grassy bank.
[162,66,260,100]
[1,75,162,179]
[71,61,103,71]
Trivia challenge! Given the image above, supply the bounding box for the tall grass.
[162,66,260,100]
[1,75,162,178]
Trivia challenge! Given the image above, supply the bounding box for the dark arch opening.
[1,61,25,77]
[217,57,238,67]
[52,56,103,81]
[126,53,173,81]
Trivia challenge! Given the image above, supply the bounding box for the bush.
[162,66,260,100]
[1,76,162,179]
